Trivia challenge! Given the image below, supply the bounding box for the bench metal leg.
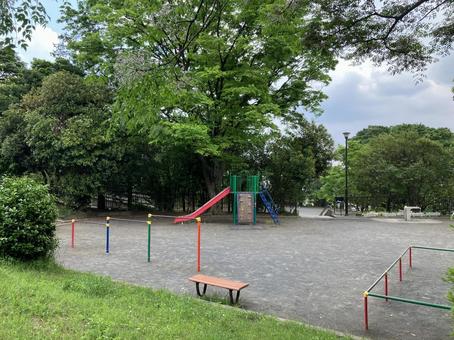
[229,289,240,304]
[196,283,207,297]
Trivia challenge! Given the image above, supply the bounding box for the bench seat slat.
[189,274,249,291]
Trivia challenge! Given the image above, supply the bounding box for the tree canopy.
[0,1,452,214]
[60,0,338,196]
[312,0,453,74]
[0,0,48,49]
[317,124,454,212]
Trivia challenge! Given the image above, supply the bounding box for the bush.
[0,176,58,260]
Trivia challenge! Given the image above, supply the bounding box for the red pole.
[71,219,75,248]
[364,292,369,330]
[384,272,388,301]
[196,217,201,272]
[399,257,402,281]
[409,247,412,268]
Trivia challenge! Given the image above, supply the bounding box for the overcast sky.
[18,0,453,145]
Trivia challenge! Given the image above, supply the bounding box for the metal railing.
[363,245,454,330]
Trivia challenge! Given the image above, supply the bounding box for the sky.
[17,0,454,145]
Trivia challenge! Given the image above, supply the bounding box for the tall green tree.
[60,0,337,197]
[351,131,453,210]
[0,71,117,207]
[0,49,84,114]
[260,118,334,211]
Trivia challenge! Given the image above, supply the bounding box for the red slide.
[174,187,231,223]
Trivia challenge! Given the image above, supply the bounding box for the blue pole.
[106,216,110,254]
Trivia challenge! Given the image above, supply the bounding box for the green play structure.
[230,175,279,225]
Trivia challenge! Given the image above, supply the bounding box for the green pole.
[253,194,256,225]
[368,292,452,310]
[147,213,152,263]
[412,245,454,253]
[233,193,238,224]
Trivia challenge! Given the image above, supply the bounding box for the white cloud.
[16,26,59,64]
[308,56,454,144]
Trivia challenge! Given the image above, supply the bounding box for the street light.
[343,132,350,216]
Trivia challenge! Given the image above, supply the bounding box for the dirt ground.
[56,213,454,339]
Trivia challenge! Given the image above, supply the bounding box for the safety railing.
[363,245,454,330]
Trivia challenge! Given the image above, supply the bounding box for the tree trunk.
[200,157,224,213]
[127,185,133,210]
[98,193,106,210]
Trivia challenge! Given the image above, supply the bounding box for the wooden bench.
[189,274,249,304]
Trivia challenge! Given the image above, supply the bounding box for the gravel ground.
[56,213,454,339]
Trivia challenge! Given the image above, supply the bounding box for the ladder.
[259,189,280,224]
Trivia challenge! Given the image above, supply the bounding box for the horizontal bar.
[109,217,146,224]
[368,293,452,310]
[57,219,74,224]
[56,222,73,226]
[367,247,410,292]
[412,246,454,253]
[76,220,104,225]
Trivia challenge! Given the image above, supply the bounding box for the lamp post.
[343,132,350,216]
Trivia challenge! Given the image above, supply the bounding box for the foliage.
[263,119,334,209]
[0,0,48,49]
[311,0,454,75]
[0,176,57,260]
[60,0,337,196]
[354,124,454,146]
[316,166,345,203]
[317,124,454,212]
[351,132,451,208]
[0,48,84,114]
[0,259,344,339]
[0,71,116,207]
[0,47,28,112]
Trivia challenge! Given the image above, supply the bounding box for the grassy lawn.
[0,259,347,339]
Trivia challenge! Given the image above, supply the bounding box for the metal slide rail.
[363,245,454,330]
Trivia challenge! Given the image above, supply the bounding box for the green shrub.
[0,176,58,260]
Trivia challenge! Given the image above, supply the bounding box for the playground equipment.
[230,175,259,224]
[174,187,231,223]
[230,175,279,225]
[258,189,279,224]
[363,245,454,330]
[63,215,203,272]
[71,219,75,248]
[106,217,110,254]
[173,175,279,224]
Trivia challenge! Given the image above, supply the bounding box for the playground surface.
[56,214,454,339]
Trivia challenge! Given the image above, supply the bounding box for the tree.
[0,0,48,49]
[60,0,337,198]
[0,47,28,112]
[311,0,454,74]
[265,136,316,212]
[354,124,454,146]
[0,49,84,114]
[0,71,117,207]
[316,125,454,211]
[260,118,334,211]
[351,131,452,210]
[316,166,345,203]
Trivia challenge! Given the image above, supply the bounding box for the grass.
[0,259,347,339]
